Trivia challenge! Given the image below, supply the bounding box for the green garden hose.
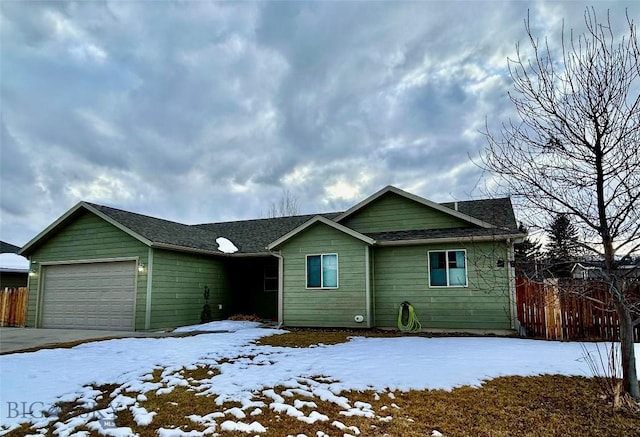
[397,301,422,332]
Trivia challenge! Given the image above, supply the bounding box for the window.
[306,254,338,289]
[428,250,467,287]
[264,265,278,292]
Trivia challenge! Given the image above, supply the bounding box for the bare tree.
[267,189,300,218]
[483,8,640,400]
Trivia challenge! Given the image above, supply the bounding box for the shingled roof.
[0,241,21,254]
[441,197,518,230]
[86,203,223,253]
[20,190,520,257]
[196,197,518,253]
[194,213,341,253]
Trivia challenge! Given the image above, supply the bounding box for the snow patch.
[131,405,156,426]
[2,330,639,433]
[173,320,262,333]
[219,420,266,433]
[0,253,28,270]
[216,237,238,254]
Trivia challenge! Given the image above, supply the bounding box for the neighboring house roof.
[570,260,640,279]
[0,241,21,254]
[20,186,522,257]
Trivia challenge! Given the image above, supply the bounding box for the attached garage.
[21,202,231,331]
[40,261,136,330]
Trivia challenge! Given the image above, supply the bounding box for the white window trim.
[305,253,339,289]
[427,249,469,288]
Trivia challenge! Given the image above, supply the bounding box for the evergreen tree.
[513,223,542,278]
[545,213,581,277]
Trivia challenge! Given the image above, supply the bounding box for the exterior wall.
[25,211,149,328]
[342,192,471,233]
[373,241,513,331]
[149,249,230,329]
[25,211,230,330]
[280,223,368,328]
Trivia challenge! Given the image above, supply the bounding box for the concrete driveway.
[0,327,166,354]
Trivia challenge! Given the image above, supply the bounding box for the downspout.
[144,247,154,330]
[506,239,518,331]
[364,246,372,328]
[271,250,284,328]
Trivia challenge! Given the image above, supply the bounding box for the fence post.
[543,279,562,340]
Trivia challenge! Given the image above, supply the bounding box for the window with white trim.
[428,250,468,287]
[306,254,338,289]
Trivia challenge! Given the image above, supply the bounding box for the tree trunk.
[616,299,640,400]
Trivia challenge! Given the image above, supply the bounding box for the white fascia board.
[149,242,223,256]
[374,233,527,247]
[267,215,375,250]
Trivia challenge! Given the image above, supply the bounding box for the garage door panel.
[41,261,136,330]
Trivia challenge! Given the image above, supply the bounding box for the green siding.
[149,249,230,329]
[373,242,513,330]
[25,210,230,330]
[280,223,368,328]
[26,211,149,328]
[342,192,471,233]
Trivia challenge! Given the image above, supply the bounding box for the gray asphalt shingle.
[83,196,518,255]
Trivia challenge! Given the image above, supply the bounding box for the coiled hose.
[397,301,422,332]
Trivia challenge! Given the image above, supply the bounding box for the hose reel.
[397,301,422,332]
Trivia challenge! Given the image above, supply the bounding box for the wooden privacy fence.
[0,287,28,327]
[516,278,640,342]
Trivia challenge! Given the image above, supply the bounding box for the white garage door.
[41,261,136,330]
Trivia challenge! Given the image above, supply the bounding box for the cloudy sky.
[1,0,636,247]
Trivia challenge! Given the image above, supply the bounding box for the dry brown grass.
[7,372,639,436]
[255,327,406,348]
[5,329,639,437]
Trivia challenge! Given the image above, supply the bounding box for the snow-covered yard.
[1,322,638,436]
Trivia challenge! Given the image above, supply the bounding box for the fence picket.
[517,279,639,342]
[0,287,28,327]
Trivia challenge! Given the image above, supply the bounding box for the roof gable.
[267,216,374,250]
[20,202,224,256]
[336,186,495,234]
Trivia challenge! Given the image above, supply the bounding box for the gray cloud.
[1,0,634,246]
